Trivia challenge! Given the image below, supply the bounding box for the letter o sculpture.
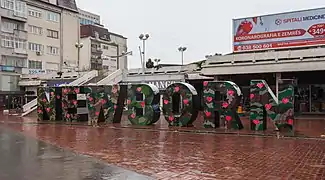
[163,82,199,126]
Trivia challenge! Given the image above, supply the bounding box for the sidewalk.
[1,117,325,179]
[0,126,153,180]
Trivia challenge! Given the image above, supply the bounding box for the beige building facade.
[25,0,79,74]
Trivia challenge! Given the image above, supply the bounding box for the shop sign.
[148,81,177,90]
[0,66,15,72]
[29,69,46,75]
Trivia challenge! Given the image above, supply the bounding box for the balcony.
[0,47,27,57]
[13,29,27,39]
[0,9,27,22]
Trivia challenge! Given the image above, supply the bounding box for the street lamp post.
[178,47,187,65]
[75,42,83,70]
[139,34,149,75]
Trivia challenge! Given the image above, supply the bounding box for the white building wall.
[101,42,118,71]
[79,37,91,71]
[26,3,61,73]
[110,34,127,70]
[61,9,79,68]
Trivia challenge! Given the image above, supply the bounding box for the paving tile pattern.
[10,112,325,138]
[1,115,325,179]
[0,126,153,180]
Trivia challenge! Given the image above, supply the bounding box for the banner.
[233,8,325,52]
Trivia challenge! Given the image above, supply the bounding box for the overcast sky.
[76,0,325,68]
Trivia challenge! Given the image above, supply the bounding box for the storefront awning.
[186,73,213,80]
[18,80,42,86]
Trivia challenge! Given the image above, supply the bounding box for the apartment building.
[26,0,79,75]
[78,8,100,25]
[0,0,79,106]
[0,0,28,106]
[79,24,127,71]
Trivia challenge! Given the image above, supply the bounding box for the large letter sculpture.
[203,81,243,129]
[86,85,127,125]
[127,83,161,125]
[61,86,79,121]
[250,79,294,131]
[37,87,57,121]
[163,82,199,126]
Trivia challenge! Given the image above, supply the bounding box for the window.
[47,12,59,22]
[1,34,26,49]
[14,38,26,49]
[47,29,58,39]
[111,58,117,62]
[47,46,59,55]
[102,45,109,50]
[1,0,14,10]
[1,21,18,32]
[1,35,14,48]
[91,44,98,48]
[14,1,26,18]
[28,42,43,52]
[28,9,42,18]
[1,56,26,67]
[28,60,42,69]
[28,25,42,35]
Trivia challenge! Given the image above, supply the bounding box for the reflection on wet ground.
[6,112,325,138]
[0,114,325,179]
[0,127,153,180]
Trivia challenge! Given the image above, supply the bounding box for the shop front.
[214,71,325,115]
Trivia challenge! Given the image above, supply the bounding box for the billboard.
[233,8,325,52]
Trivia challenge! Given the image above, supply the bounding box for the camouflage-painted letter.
[86,85,127,125]
[37,87,56,121]
[163,82,198,126]
[250,79,294,131]
[127,83,161,125]
[203,81,243,129]
[61,86,79,122]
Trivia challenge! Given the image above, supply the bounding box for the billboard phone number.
[237,43,273,51]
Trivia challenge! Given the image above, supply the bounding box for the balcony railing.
[13,29,28,39]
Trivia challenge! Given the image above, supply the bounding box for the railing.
[61,70,98,86]
[95,69,123,85]
[21,98,37,117]
[204,47,325,67]
[21,70,99,117]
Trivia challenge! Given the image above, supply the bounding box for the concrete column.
[275,72,281,98]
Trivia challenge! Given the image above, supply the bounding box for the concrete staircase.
[21,70,99,117]
[94,69,124,85]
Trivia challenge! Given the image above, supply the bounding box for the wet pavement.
[0,126,153,180]
[10,112,325,138]
[0,115,325,179]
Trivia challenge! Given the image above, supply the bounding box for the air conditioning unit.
[36,51,42,56]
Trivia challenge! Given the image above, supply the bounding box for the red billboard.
[233,8,325,52]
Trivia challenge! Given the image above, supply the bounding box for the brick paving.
[10,112,325,138]
[0,126,152,180]
[1,115,325,179]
